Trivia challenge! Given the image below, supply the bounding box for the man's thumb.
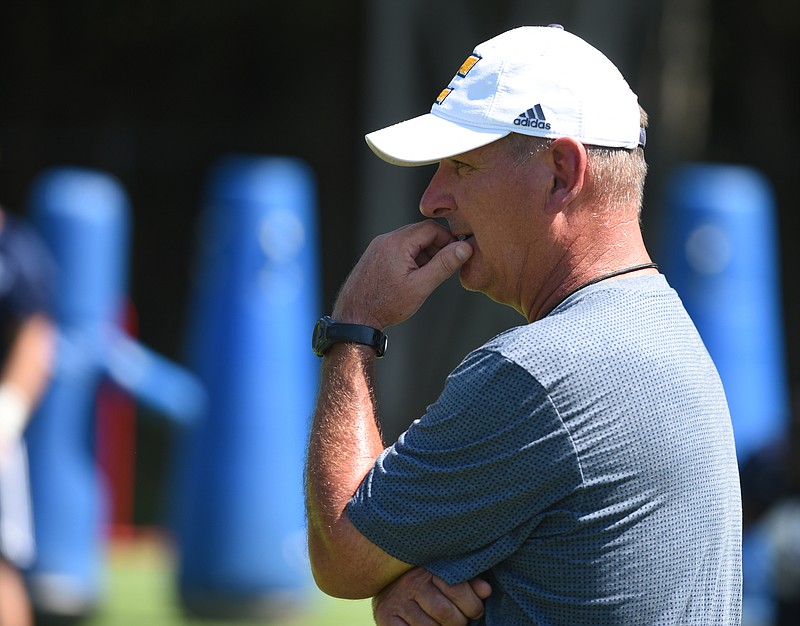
[416,241,473,293]
[437,241,473,279]
[454,241,473,263]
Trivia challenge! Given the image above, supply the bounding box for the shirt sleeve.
[346,348,584,583]
[0,217,55,320]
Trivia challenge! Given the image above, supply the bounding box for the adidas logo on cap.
[513,104,551,130]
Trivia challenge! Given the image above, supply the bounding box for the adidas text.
[513,118,551,130]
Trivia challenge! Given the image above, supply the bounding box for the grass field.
[82,535,374,626]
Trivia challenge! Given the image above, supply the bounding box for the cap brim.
[365,113,510,167]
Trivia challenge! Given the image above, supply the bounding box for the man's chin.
[458,269,483,294]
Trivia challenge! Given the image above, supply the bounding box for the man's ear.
[545,137,587,213]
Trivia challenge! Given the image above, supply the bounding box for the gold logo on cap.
[457,54,481,77]
[435,87,453,105]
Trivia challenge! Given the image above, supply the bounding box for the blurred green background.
[84,537,373,626]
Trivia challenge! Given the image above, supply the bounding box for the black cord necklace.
[574,262,659,292]
[553,262,659,311]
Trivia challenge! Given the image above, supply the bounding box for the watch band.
[312,316,388,358]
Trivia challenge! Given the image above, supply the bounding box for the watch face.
[312,317,332,357]
[375,334,388,358]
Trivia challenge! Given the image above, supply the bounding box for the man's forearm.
[305,221,471,598]
[305,342,403,597]
[0,314,55,463]
[0,314,55,405]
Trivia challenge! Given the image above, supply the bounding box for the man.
[0,207,56,626]
[306,25,742,625]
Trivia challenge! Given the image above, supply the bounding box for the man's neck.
[524,240,655,322]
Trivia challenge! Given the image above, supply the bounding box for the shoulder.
[476,275,696,386]
[0,214,51,261]
[0,214,56,311]
[541,274,686,345]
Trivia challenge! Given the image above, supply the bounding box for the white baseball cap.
[365,25,644,167]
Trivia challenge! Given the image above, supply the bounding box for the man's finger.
[373,570,448,626]
[469,577,492,600]
[413,592,472,626]
[430,576,486,621]
[401,604,440,626]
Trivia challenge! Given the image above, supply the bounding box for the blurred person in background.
[0,206,56,626]
[306,25,742,625]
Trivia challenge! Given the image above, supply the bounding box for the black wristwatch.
[312,316,388,358]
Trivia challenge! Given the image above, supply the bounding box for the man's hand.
[333,220,472,329]
[373,567,491,626]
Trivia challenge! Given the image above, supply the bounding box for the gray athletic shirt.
[347,274,742,625]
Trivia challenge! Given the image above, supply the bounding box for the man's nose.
[419,163,455,218]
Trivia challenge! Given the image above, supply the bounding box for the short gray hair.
[505,106,649,215]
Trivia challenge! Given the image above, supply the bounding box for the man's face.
[419,136,550,306]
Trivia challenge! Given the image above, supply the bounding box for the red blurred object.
[95,300,138,540]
